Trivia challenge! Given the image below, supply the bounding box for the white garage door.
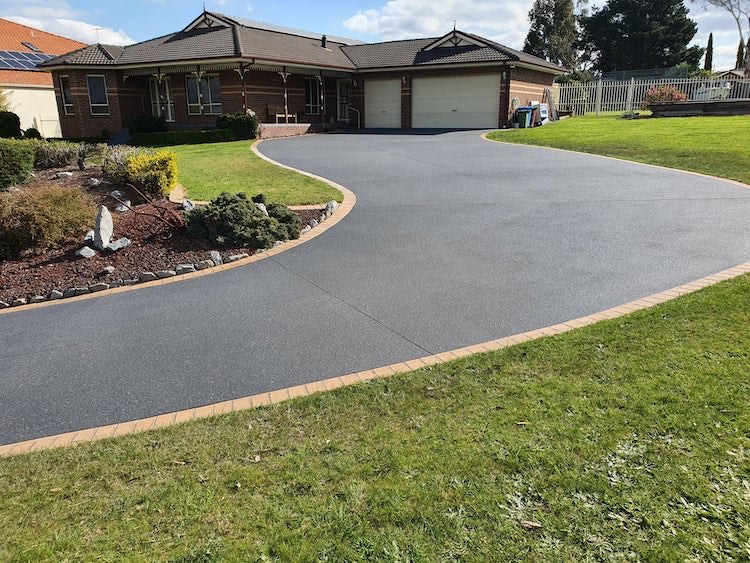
[412,75,501,129]
[365,79,401,128]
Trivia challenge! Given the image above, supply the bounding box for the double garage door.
[364,75,501,129]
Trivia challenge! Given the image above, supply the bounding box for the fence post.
[595,79,603,116]
[625,77,635,112]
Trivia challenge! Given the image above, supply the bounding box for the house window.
[186,74,222,115]
[305,77,321,115]
[59,75,74,115]
[86,75,109,115]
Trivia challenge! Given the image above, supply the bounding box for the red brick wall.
[508,67,554,109]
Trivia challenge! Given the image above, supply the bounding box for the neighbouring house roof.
[714,68,749,79]
[0,18,87,87]
[38,12,564,75]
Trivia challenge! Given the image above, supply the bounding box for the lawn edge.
[0,139,355,317]
[3,258,749,458]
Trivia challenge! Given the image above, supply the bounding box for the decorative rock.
[110,281,123,288]
[319,214,326,222]
[93,205,114,250]
[139,271,157,282]
[176,264,196,275]
[84,230,95,243]
[49,290,64,300]
[55,171,74,179]
[309,219,319,228]
[12,298,27,306]
[108,237,131,252]
[62,288,78,299]
[115,201,131,213]
[182,199,196,212]
[210,250,223,265]
[123,279,139,286]
[99,266,116,276]
[30,295,47,304]
[156,270,176,279]
[75,246,97,259]
[89,283,110,292]
[273,241,284,248]
[225,253,250,263]
[301,225,312,234]
[194,260,214,271]
[110,190,125,199]
[0,301,9,309]
[325,200,338,216]
[74,287,90,296]
[87,177,102,187]
[255,202,269,216]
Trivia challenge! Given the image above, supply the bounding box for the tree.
[738,37,748,67]
[0,87,9,112]
[580,0,704,71]
[523,0,579,69]
[704,33,714,70]
[694,1,749,69]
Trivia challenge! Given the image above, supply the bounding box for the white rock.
[309,219,319,228]
[110,190,125,199]
[255,202,269,216]
[87,178,102,187]
[155,270,176,279]
[139,272,157,282]
[176,264,196,275]
[89,283,110,292]
[325,200,338,216]
[93,205,113,250]
[225,253,250,263]
[84,230,95,243]
[0,301,9,309]
[301,225,312,234]
[12,298,27,306]
[55,171,74,179]
[75,246,96,259]
[210,250,223,265]
[273,241,284,248]
[194,260,214,271]
[115,201,131,213]
[183,199,196,212]
[49,290,64,300]
[30,295,47,304]
[108,238,131,252]
[99,266,116,276]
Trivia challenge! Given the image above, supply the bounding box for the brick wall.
[508,67,554,108]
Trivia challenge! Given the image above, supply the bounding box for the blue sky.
[0,0,744,71]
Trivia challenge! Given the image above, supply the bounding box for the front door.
[337,80,350,122]
[149,77,175,122]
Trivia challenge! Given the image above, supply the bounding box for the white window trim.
[186,74,222,116]
[86,74,110,116]
[305,77,321,115]
[59,75,74,115]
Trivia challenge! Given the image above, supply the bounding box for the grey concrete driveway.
[2,130,749,445]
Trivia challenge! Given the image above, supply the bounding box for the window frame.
[59,75,74,115]
[185,74,222,116]
[86,74,110,116]
[305,77,321,115]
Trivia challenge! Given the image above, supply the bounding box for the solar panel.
[0,51,55,71]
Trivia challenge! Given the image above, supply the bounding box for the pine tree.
[523,0,578,69]
[704,33,714,71]
[736,38,747,68]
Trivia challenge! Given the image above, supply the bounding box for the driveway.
[2,131,750,445]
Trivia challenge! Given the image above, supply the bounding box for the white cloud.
[344,0,746,71]
[0,0,135,45]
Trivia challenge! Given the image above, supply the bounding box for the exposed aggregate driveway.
[2,130,750,445]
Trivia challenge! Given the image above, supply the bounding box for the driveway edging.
[0,140,356,316]
[2,258,749,457]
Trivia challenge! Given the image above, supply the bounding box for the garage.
[364,79,401,128]
[412,75,501,129]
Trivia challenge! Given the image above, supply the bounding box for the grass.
[487,115,750,186]
[2,274,749,560]
[168,140,343,205]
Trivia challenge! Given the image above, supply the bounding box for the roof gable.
[421,30,488,51]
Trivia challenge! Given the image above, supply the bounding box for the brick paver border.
[2,134,749,457]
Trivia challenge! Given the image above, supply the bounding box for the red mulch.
[0,167,324,303]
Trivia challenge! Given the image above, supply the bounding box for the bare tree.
[695,0,750,69]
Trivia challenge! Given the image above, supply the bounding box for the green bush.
[130,129,239,147]
[101,145,177,198]
[23,127,42,139]
[30,140,79,169]
[215,112,258,139]
[187,192,290,249]
[128,115,167,135]
[267,202,301,240]
[0,186,95,259]
[0,139,34,189]
[0,111,22,138]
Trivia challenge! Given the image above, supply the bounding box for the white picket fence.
[555,77,750,115]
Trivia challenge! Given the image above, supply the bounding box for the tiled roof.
[237,26,355,69]
[0,18,87,55]
[0,69,53,86]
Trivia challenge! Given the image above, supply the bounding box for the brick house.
[38,11,563,139]
[0,18,86,137]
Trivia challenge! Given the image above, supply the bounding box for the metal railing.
[555,77,750,116]
[347,105,361,129]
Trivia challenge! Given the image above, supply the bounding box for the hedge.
[130,129,240,147]
[0,139,34,189]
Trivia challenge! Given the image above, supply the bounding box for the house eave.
[353,61,514,73]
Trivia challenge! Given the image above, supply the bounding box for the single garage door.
[365,79,401,128]
[412,75,501,129]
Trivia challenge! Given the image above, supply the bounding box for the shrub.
[642,86,688,108]
[124,150,177,198]
[30,140,79,169]
[0,186,94,259]
[130,129,238,147]
[128,115,167,135]
[0,139,34,189]
[23,127,42,139]
[267,202,301,240]
[0,111,22,138]
[187,192,285,249]
[102,145,142,182]
[215,111,258,140]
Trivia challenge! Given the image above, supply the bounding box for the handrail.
[347,105,361,130]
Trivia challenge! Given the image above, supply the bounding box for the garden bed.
[0,165,324,305]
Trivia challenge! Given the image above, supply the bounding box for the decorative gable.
[183,12,232,31]
[421,30,488,52]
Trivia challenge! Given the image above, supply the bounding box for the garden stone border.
[0,140,356,315]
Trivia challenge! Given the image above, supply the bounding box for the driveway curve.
[2,130,750,445]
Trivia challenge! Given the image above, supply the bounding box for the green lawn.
[487,115,750,186]
[2,275,749,560]
[169,140,342,205]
